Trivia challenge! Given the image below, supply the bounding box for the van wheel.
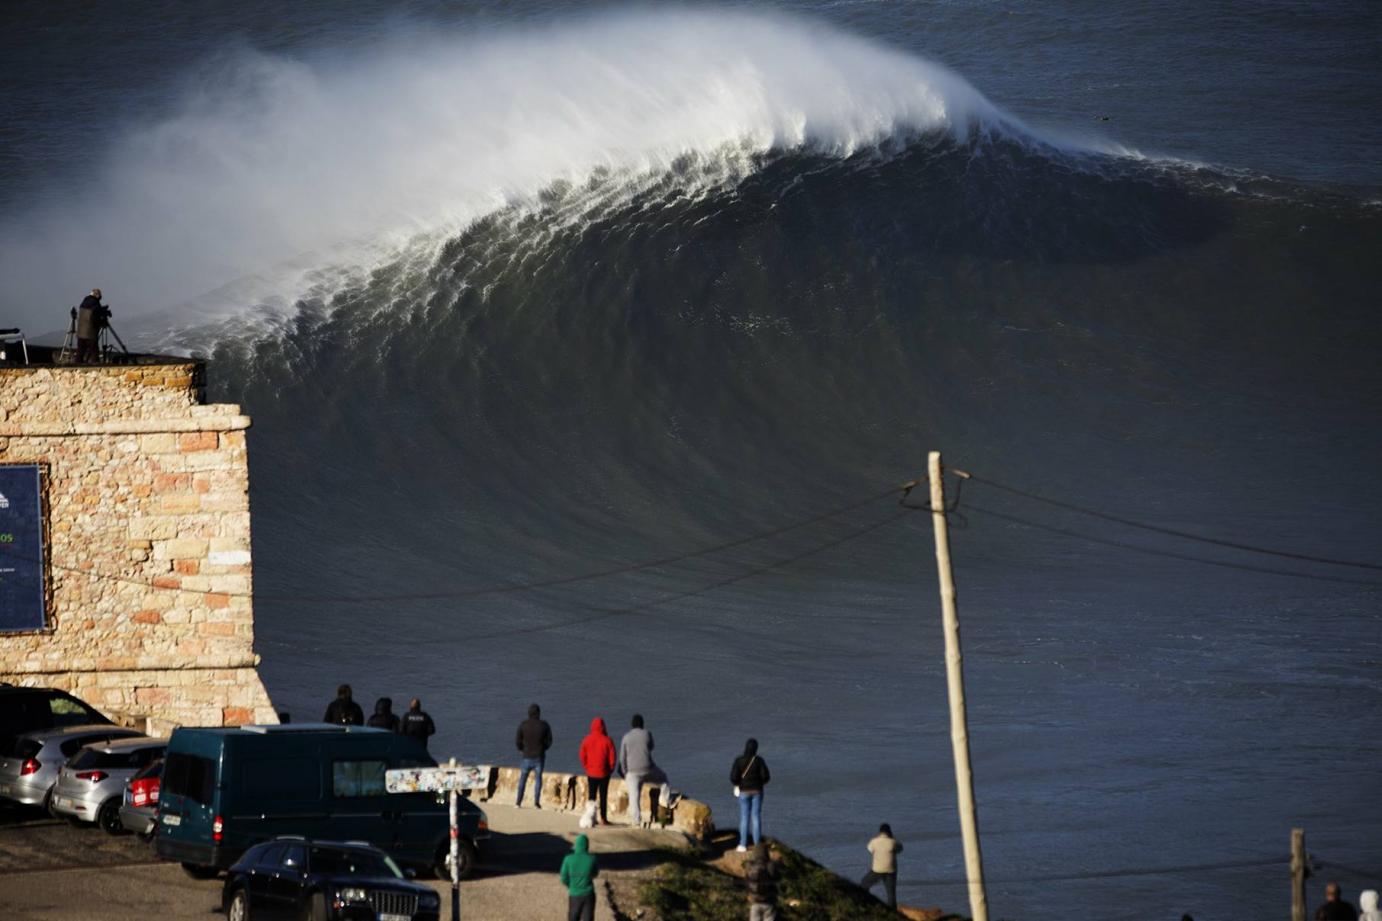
[182,862,220,880]
[98,799,125,835]
[433,839,477,881]
[226,887,251,921]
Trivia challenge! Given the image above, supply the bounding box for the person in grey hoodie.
[618,713,669,827]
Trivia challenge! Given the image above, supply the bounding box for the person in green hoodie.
[559,833,599,921]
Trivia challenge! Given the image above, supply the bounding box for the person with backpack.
[322,684,364,725]
[730,738,770,852]
[515,703,552,807]
[861,823,903,908]
[578,717,617,826]
[400,698,436,747]
[366,697,400,732]
[559,833,599,921]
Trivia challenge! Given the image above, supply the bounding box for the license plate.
[54,795,73,809]
[0,783,13,797]
[380,914,410,921]
[162,814,181,826]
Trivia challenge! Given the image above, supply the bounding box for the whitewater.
[3,5,1380,919]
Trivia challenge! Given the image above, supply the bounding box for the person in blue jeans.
[515,703,553,807]
[729,738,770,851]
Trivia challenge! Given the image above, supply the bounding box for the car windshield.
[309,847,402,879]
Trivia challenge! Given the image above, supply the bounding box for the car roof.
[25,725,142,743]
[85,736,163,753]
[261,837,383,853]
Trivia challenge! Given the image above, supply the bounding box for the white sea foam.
[0,9,1039,331]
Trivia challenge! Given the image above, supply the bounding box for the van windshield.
[309,847,402,879]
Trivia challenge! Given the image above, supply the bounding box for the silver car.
[0,724,144,810]
[50,736,166,834]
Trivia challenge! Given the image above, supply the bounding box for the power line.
[0,484,901,604]
[964,503,1382,587]
[963,472,1382,572]
[409,509,913,643]
[909,854,1286,886]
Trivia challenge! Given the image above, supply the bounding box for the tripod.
[57,306,130,364]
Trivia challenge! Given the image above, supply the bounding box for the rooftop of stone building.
[0,340,199,370]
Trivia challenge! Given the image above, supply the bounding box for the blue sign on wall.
[0,464,48,632]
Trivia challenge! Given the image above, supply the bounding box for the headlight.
[336,886,367,902]
[419,893,440,909]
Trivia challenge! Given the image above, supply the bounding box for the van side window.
[164,752,216,805]
[281,844,307,870]
[242,758,320,800]
[332,760,387,798]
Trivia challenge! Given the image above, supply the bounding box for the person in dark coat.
[366,697,400,732]
[323,684,364,725]
[578,717,617,825]
[730,738,770,852]
[515,703,553,808]
[1317,882,1360,921]
[400,698,436,747]
[75,288,106,364]
[743,842,780,921]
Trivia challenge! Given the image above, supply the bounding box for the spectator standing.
[559,833,599,921]
[323,684,364,725]
[730,738,770,852]
[400,698,436,748]
[1318,883,1361,921]
[743,842,780,921]
[366,697,400,732]
[860,823,903,908]
[578,717,617,826]
[515,703,552,808]
[1359,891,1380,921]
[619,714,669,827]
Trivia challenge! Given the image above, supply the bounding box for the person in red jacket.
[578,717,617,826]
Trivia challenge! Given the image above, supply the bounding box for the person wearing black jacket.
[75,288,107,364]
[400,698,436,748]
[323,684,364,725]
[730,738,770,852]
[515,703,553,808]
[366,697,400,732]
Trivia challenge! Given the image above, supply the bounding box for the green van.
[154,724,487,879]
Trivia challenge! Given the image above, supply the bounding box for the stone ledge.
[0,415,251,436]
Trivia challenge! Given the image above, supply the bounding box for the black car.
[0,684,112,754]
[222,838,441,921]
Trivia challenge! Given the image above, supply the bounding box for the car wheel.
[433,838,477,881]
[98,799,125,835]
[226,887,251,921]
[181,861,220,880]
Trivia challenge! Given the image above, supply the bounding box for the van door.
[159,751,217,855]
[327,757,397,850]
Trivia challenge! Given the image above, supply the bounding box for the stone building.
[0,348,276,729]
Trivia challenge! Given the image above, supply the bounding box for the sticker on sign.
[385,764,491,794]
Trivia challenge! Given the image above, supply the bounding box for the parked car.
[156,724,487,880]
[119,757,163,841]
[49,736,167,833]
[0,684,112,755]
[222,838,442,921]
[0,724,145,810]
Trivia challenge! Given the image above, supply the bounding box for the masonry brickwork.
[0,361,277,729]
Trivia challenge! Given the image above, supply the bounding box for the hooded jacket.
[516,705,553,758]
[323,693,364,726]
[559,834,598,897]
[366,698,400,732]
[730,738,770,793]
[1359,891,1380,921]
[619,726,655,776]
[579,718,617,778]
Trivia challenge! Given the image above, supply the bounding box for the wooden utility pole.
[1291,828,1306,921]
[927,451,989,921]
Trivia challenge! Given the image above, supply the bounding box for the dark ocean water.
[4,3,1381,918]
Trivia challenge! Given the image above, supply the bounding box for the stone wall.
[0,361,277,729]
[483,765,714,840]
